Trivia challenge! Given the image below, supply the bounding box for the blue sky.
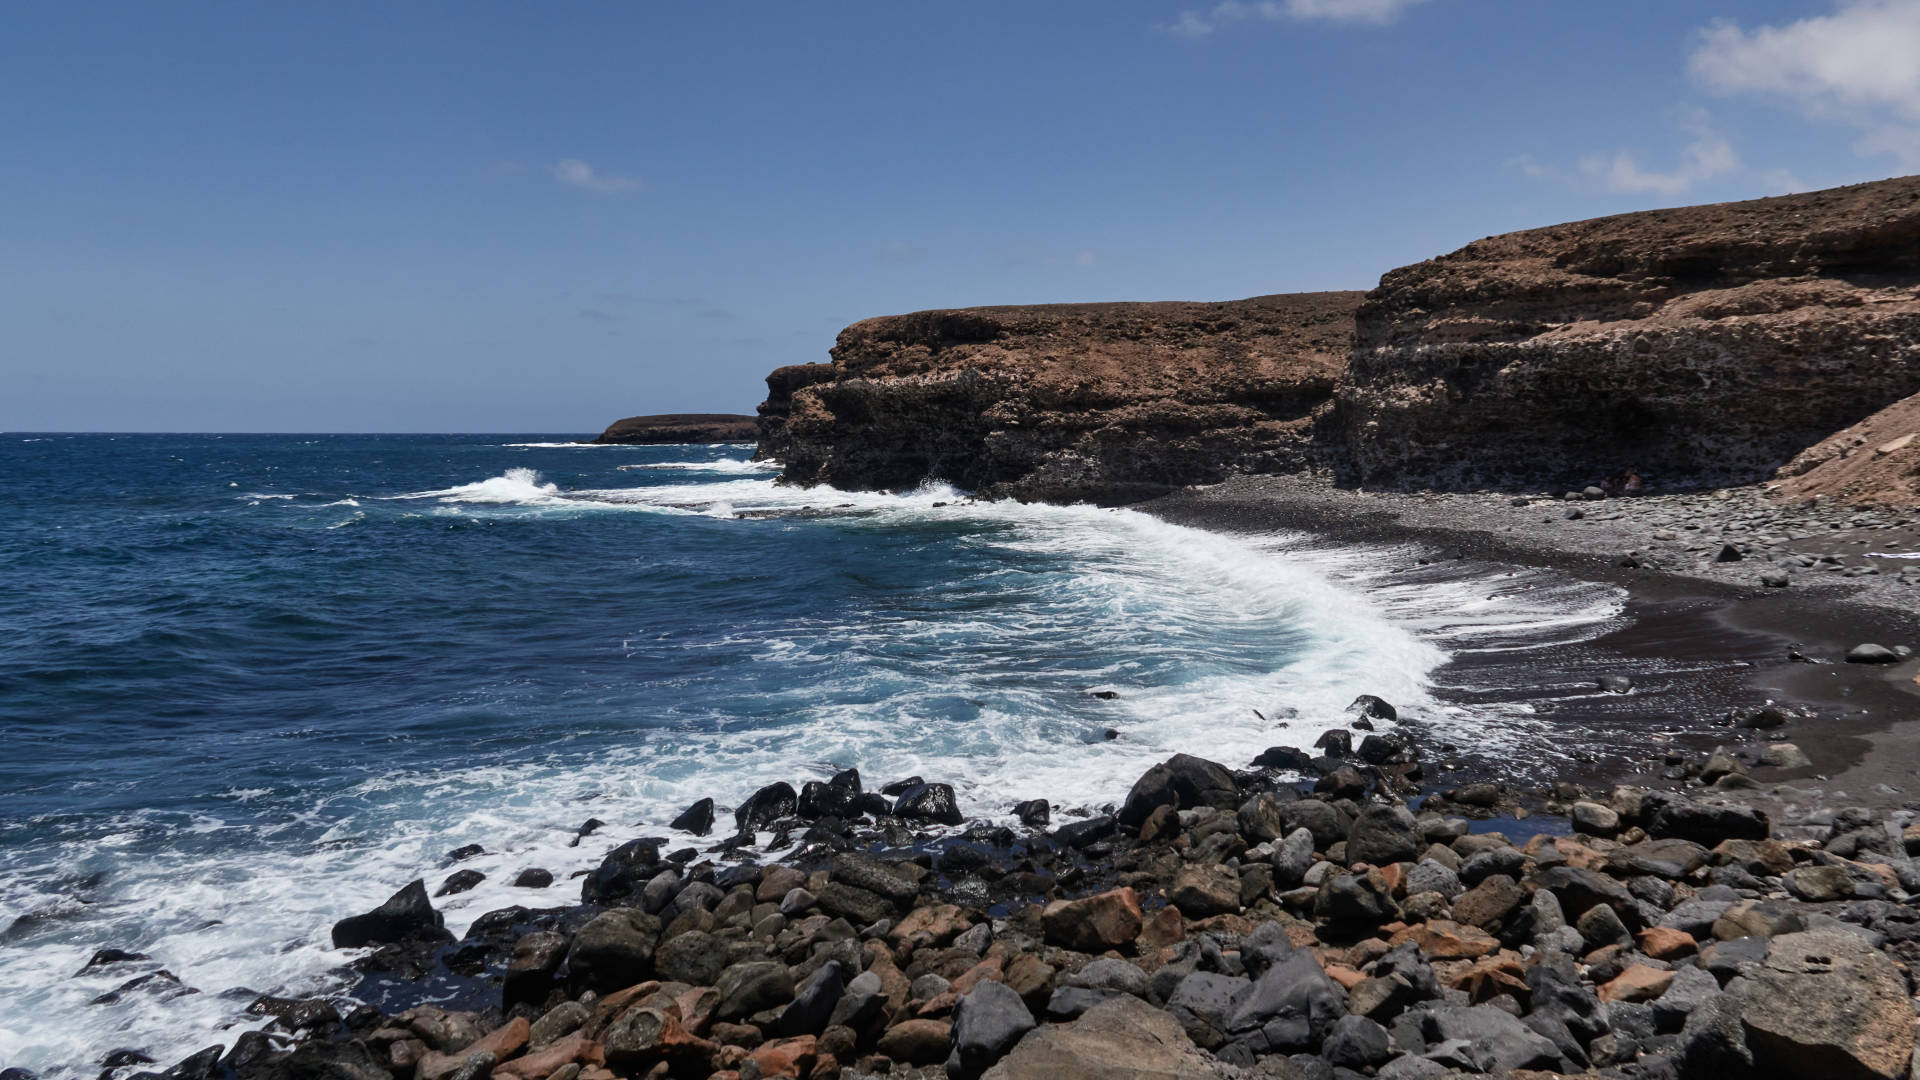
[4,0,1917,432]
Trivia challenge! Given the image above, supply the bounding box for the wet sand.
[1143,473,1920,823]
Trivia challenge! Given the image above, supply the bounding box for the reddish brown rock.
[743,1035,818,1079]
[1041,888,1143,952]
[1340,175,1920,489]
[757,293,1363,501]
[1598,965,1675,1004]
[1386,919,1498,960]
[875,1019,952,1066]
[1637,927,1698,961]
[491,1034,604,1080]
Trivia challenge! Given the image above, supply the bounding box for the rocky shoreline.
[64,650,1920,1080]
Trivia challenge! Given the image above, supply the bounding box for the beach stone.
[1650,798,1770,846]
[1740,929,1914,1079]
[566,909,660,994]
[670,798,715,836]
[876,1019,951,1065]
[946,979,1036,1080]
[503,931,569,1009]
[743,1036,817,1079]
[1450,874,1525,933]
[1225,948,1346,1046]
[331,880,449,949]
[1280,799,1346,849]
[1405,859,1462,900]
[1315,765,1369,801]
[1600,965,1674,1004]
[1651,965,1719,1032]
[1700,936,1767,984]
[1041,887,1141,951]
[1578,902,1633,950]
[511,868,553,889]
[1846,644,1900,664]
[771,963,843,1038]
[1068,957,1148,996]
[1116,754,1239,828]
[1420,1004,1564,1072]
[1346,804,1420,866]
[1713,900,1805,941]
[980,995,1218,1080]
[1013,799,1050,828]
[1638,926,1698,961]
[654,929,728,988]
[736,782,798,832]
[1761,743,1813,769]
[1315,870,1399,926]
[1169,864,1240,918]
[1616,837,1710,878]
[814,883,892,927]
[1271,827,1315,888]
[1570,801,1620,836]
[580,839,662,905]
[1236,794,1285,842]
[893,782,964,826]
[435,870,484,897]
[1677,991,1752,1076]
[1251,745,1316,772]
[831,856,919,903]
[716,961,794,1021]
[1050,815,1115,850]
[1784,865,1854,902]
[1348,694,1398,723]
[1323,1014,1392,1069]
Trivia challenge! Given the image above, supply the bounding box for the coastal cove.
[6,433,1919,1080]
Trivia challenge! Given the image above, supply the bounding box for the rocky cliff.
[1772,390,1920,506]
[754,293,1363,502]
[593,413,759,445]
[1338,176,1920,490]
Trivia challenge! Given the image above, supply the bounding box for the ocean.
[0,434,1627,1074]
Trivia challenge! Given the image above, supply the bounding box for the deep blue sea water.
[0,434,1622,1073]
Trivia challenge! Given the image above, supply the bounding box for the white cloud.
[552,158,641,194]
[1577,109,1741,196]
[1073,250,1099,268]
[1688,0,1920,167]
[1168,0,1429,36]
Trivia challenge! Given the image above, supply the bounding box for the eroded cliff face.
[1338,176,1920,489]
[756,294,1363,501]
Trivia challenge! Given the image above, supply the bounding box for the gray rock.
[1660,899,1732,939]
[1237,794,1286,843]
[1652,966,1721,1033]
[1280,799,1347,850]
[653,929,727,986]
[1165,971,1249,1046]
[1699,936,1766,985]
[1068,958,1148,997]
[1571,801,1621,836]
[714,960,793,1021]
[1223,949,1345,1047]
[1760,743,1812,769]
[1676,991,1751,1078]
[1044,986,1124,1021]
[981,995,1220,1080]
[771,962,843,1038]
[1737,929,1914,1080]
[1421,1004,1563,1072]
[1577,902,1632,950]
[1346,805,1420,867]
[330,880,448,949]
[1314,871,1399,926]
[1271,827,1316,889]
[1405,859,1463,900]
[947,979,1036,1080]
[1323,1014,1391,1069]
[1846,644,1900,664]
[565,909,660,995]
[1116,754,1240,829]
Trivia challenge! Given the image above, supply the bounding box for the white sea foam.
[1,467,1631,1077]
[615,458,779,474]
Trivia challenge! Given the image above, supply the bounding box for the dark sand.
[1144,473,1920,828]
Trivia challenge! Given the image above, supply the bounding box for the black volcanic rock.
[593,413,758,445]
[330,880,450,949]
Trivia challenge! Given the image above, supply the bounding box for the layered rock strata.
[755,294,1363,502]
[593,414,759,445]
[1339,175,1920,489]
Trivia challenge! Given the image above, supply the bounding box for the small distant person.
[1623,468,1643,493]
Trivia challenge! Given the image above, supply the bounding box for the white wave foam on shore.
[0,468,1628,1077]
